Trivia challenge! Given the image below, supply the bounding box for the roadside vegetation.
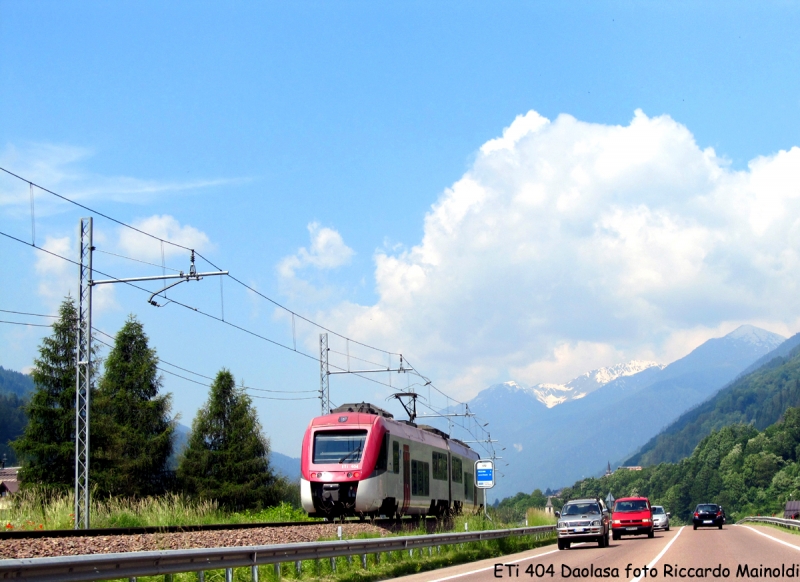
[1,489,310,530]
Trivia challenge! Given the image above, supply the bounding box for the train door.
[402,445,410,514]
[447,452,452,508]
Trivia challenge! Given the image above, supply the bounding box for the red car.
[611,496,654,540]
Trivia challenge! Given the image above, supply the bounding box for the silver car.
[652,505,670,531]
[556,498,610,549]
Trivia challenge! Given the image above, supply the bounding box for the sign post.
[475,459,495,520]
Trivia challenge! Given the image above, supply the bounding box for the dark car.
[692,503,724,529]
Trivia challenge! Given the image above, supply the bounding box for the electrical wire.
[0,319,51,328]
[94,249,182,273]
[0,171,498,448]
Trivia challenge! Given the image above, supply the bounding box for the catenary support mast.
[73,217,227,529]
[74,217,93,529]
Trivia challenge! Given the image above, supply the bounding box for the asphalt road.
[398,525,800,582]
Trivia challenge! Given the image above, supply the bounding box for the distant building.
[605,461,613,476]
[545,497,554,516]
[616,466,643,471]
[785,501,800,519]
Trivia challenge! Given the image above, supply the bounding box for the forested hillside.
[0,367,32,465]
[0,392,27,465]
[549,406,800,522]
[0,366,34,397]
[626,344,800,467]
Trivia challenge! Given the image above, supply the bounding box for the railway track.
[0,516,437,540]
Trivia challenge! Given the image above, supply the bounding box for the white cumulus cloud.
[278,222,355,280]
[117,215,213,264]
[321,109,800,399]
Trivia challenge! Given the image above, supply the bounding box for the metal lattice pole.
[75,217,93,529]
[320,333,329,415]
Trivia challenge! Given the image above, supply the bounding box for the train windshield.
[313,430,368,464]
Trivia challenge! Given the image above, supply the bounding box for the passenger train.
[300,402,481,519]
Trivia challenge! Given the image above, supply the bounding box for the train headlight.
[347,472,353,477]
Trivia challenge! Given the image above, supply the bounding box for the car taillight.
[716,511,722,516]
[694,512,699,517]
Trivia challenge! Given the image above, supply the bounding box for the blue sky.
[2,1,800,458]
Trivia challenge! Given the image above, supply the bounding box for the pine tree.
[12,297,91,488]
[177,369,278,510]
[94,315,174,497]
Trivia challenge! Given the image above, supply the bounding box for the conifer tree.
[12,297,91,488]
[94,315,174,497]
[177,369,278,510]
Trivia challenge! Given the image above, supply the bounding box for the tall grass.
[526,507,557,526]
[1,487,312,530]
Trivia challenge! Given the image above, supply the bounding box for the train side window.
[411,460,430,496]
[376,433,389,471]
[451,457,463,483]
[392,440,400,474]
[432,452,448,480]
[465,471,474,500]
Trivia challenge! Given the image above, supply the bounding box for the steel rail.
[0,517,429,541]
[737,516,800,530]
[0,525,555,582]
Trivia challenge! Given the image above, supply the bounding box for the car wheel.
[648,529,654,538]
[612,531,620,541]
[598,534,605,548]
[718,523,723,529]
[666,526,670,531]
[693,524,697,530]
[557,538,565,550]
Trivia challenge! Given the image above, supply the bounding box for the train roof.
[332,402,394,418]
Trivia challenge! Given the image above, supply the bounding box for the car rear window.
[652,506,665,514]
[562,503,600,515]
[614,500,649,512]
[697,504,719,512]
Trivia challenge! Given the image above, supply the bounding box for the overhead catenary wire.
[0,168,494,447]
[90,334,317,401]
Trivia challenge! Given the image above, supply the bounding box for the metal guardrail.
[0,524,555,582]
[737,516,800,530]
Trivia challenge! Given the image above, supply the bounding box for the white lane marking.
[628,527,684,582]
[740,525,800,551]
[425,544,570,582]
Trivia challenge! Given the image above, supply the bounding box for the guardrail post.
[225,567,233,582]
[165,575,173,582]
[251,564,258,582]
[274,563,281,579]
[296,560,302,574]
[376,552,381,564]
[361,554,367,568]
[198,572,205,582]
[330,557,336,573]
[129,578,136,582]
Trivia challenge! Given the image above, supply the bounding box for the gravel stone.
[0,523,390,560]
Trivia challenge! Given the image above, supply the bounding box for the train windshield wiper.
[339,447,362,463]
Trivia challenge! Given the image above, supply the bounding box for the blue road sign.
[475,459,495,489]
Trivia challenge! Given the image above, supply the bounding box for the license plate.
[574,527,585,532]
[626,527,637,531]
[703,520,712,524]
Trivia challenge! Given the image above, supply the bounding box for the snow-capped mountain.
[531,360,664,408]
